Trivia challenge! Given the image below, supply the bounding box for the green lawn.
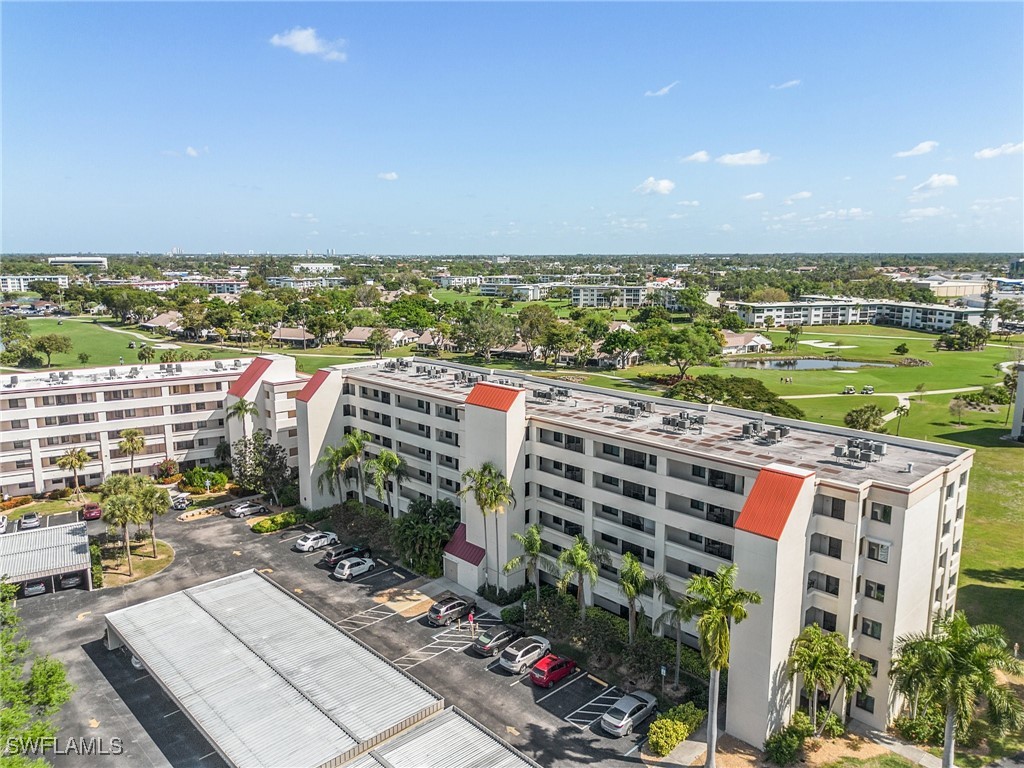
[788,395,901,427]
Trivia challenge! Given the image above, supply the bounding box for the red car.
[81,502,103,521]
[529,654,577,688]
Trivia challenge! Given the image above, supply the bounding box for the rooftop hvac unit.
[833,444,848,458]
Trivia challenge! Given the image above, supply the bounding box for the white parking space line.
[392,620,486,670]
[536,669,587,703]
[485,659,503,672]
[352,567,394,583]
[279,532,306,542]
[564,687,620,729]
[163,710,181,718]
[336,604,397,632]
[509,674,530,687]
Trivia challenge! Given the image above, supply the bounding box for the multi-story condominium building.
[266,275,323,291]
[477,283,552,300]
[186,278,248,294]
[0,275,70,292]
[94,278,179,293]
[730,296,991,331]
[571,284,650,308]
[0,356,302,497]
[433,275,482,288]
[47,256,108,269]
[292,262,338,274]
[296,358,972,747]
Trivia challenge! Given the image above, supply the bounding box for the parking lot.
[14,509,654,768]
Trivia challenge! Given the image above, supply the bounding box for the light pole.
[522,600,528,632]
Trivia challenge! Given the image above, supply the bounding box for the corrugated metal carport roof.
[104,570,442,768]
[0,521,90,582]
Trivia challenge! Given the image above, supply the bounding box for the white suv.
[499,636,551,674]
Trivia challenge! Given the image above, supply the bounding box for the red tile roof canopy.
[225,357,273,398]
[464,382,522,413]
[443,523,485,566]
[734,466,815,541]
[295,369,331,403]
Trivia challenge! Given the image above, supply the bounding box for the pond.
[723,358,895,371]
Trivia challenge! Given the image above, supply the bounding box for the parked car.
[171,494,192,511]
[499,635,551,674]
[861,385,875,394]
[332,557,376,581]
[19,512,41,530]
[322,543,372,568]
[81,502,103,520]
[22,581,47,597]
[226,501,267,518]
[426,596,477,627]
[471,625,523,657]
[294,531,339,552]
[60,573,83,589]
[0,515,7,534]
[600,690,658,737]
[529,653,577,688]
[842,385,856,394]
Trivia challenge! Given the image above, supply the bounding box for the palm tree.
[503,523,556,603]
[226,397,259,440]
[459,462,516,585]
[99,473,137,499]
[682,563,762,768]
[893,404,910,436]
[137,345,155,364]
[117,428,146,474]
[102,492,144,577]
[55,447,90,498]
[618,552,666,645]
[556,535,610,620]
[366,449,408,516]
[827,652,873,726]
[892,611,1024,768]
[655,588,691,688]
[889,639,929,720]
[316,430,371,505]
[788,623,844,729]
[137,482,171,558]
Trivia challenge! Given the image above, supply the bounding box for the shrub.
[663,701,705,733]
[251,510,303,534]
[179,467,228,494]
[278,483,300,508]
[478,583,532,606]
[154,458,179,481]
[893,708,945,745]
[91,564,104,588]
[820,712,844,739]
[501,604,524,625]
[89,540,104,588]
[790,711,814,739]
[0,496,32,511]
[648,717,692,757]
[764,726,804,765]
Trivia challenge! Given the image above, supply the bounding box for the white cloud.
[893,174,907,181]
[634,177,675,195]
[377,171,399,181]
[645,80,679,97]
[974,141,1023,159]
[717,224,734,232]
[677,200,700,207]
[716,149,771,166]
[743,192,765,201]
[769,79,801,90]
[185,146,199,158]
[270,26,347,62]
[893,140,938,158]
[785,191,812,204]
[909,173,958,202]
[290,212,319,223]
[901,206,949,223]
[814,208,870,221]
[681,150,709,163]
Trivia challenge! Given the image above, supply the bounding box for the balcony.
[437,430,459,447]
[538,458,583,484]
[537,485,584,512]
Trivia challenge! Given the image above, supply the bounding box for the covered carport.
[0,521,92,596]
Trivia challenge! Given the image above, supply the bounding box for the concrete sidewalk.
[847,721,945,768]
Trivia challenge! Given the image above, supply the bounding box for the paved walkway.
[847,720,945,768]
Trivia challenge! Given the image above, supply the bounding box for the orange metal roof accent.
[464,382,522,412]
[734,466,813,541]
[225,357,273,398]
[295,369,331,403]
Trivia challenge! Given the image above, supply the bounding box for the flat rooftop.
[1,357,256,393]
[104,570,443,768]
[342,359,969,489]
[0,522,90,582]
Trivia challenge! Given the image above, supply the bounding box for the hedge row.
[647,702,706,757]
[251,505,325,534]
[89,541,104,588]
[1,496,32,512]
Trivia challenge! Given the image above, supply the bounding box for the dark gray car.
[472,625,523,657]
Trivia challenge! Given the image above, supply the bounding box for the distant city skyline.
[3,2,1022,255]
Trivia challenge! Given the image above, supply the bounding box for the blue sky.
[3,2,1022,255]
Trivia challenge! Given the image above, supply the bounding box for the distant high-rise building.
[1009,258,1024,279]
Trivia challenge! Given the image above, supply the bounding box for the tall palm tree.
[99,473,138,499]
[226,397,259,440]
[826,652,873,726]
[503,523,556,603]
[316,430,371,505]
[137,482,171,558]
[682,563,762,768]
[889,639,930,720]
[893,404,910,436]
[655,588,691,688]
[102,492,144,577]
[892,611,1024,768]
[366,449,408,516]
[117,428,146,474]
[618,552,666,645]
[459,462,516,585]
[55,447,90,498]
[556,535,610,620]
[788,623,844,729]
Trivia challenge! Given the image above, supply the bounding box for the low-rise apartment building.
[0,275,70,292]
[296,358,972,747]
[731,296,992,331]
[0,356,302,496]
[47,256,108,269]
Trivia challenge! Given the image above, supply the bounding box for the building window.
[860,655,879,677]
[958,473,967,487]
[602,443,620,457]
[866,541,890,563]
[861,618,883,640]
[870,503,892,524]
[945,483,955,500]
[691,465,706,479]
[855,692,875,713]
[864,580,885,602]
